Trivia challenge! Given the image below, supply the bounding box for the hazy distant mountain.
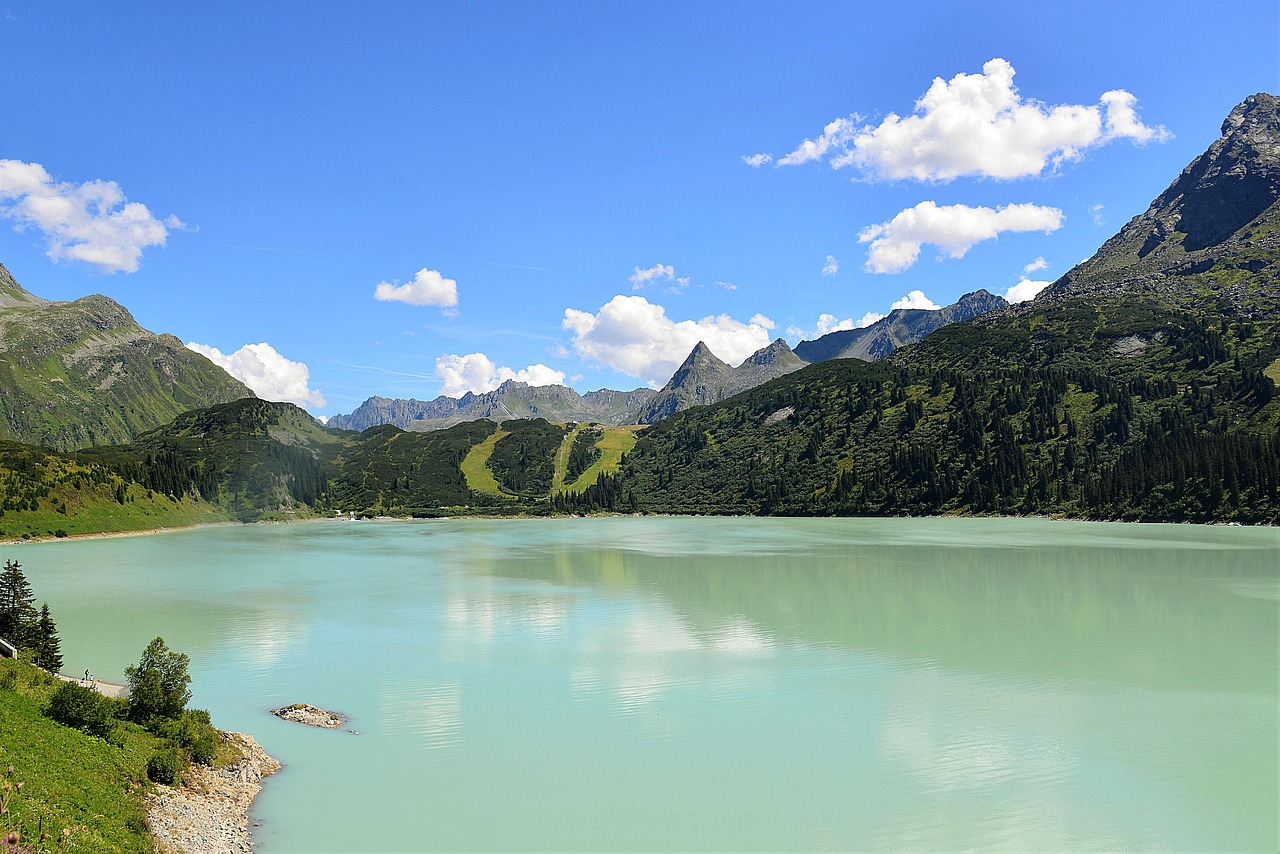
[636,338,808,423]
[0,262,253,451]
[327,382,656,432]
[793,290,1008,363]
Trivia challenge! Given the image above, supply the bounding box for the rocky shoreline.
[147,732,280,854]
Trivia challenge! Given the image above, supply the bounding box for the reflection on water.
[18,517,1279,852]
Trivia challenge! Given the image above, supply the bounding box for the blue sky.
[0,1,1275,418]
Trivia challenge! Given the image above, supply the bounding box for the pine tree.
[0,559,36,645]
[32,602,62,673]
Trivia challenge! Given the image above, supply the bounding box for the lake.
[16,517,1280,852]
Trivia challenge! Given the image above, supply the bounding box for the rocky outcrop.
[147,732,280,854]
[272,703,345,728]
[794,289,1008,363]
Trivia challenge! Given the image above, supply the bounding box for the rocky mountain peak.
[0,262,47,307]
[743,338,804,368]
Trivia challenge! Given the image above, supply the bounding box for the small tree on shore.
[0,559,36,644]
[30,603,63,673]
[125,637,191,721]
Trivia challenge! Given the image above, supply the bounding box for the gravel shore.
[147,732,280,854]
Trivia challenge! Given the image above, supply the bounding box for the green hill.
[0,263,253,452]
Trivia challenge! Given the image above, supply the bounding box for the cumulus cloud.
[858,201,1063,274]
[373,268,459,307]
[741,153,773,168]
[186,342,326,410]
[0,159,180,273]
[435,352,566,397]
[769,58,1168,181]
[786,310,884,340]
[891,289,942,310]
[749,313,776,329]
[1022,256,1048,275]
[778,116,859,166]
[1004,278,1053,303]
[562,295,774,386]
[1089,203,1106,226]
[822,254,840,276]
[629,263,677,290]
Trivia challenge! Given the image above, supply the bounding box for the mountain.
[636,338,808,423]
[327,382,656,432]
[1043,92,1280,313]
[594,94,1280,523]
[793,289,1008,363]
[0,263,253,452]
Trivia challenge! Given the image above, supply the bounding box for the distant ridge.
[636,338,807,423]
[794,290,1008,363]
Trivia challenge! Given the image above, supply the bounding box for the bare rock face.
[1044,93,1280,315]
[272,703,345,728]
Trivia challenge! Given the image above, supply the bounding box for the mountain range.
[0,93,1276,535]
[328,289,1009,432]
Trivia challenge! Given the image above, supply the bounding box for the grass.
[549,425,582,493]
[0,659,156,851]
[1264,357,1280,387]
[560,426,640,495]
[460,428,511,498]
[0,483,229,543]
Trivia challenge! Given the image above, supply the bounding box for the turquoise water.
[15,517,1280,852]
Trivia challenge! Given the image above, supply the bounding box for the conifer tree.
[32,602,62,673]
[0,559,36,644]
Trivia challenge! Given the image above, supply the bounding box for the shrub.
[150,709,220,766]
[125,637,191,722]
[45,681,113,739]
[146,749,185,785]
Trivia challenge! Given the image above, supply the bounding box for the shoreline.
[147,731,281,854]
[1,511,1273,548]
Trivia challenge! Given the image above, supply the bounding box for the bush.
[125,637,191,722]
[46,680,114,739]
[150,709,220,766]
[146,749,185,785]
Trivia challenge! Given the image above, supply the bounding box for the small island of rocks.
[271,703,345,729]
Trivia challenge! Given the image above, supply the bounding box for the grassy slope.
[0,660,156,851]
[460,428,510,498]
[0,439,230,543]
[1266,357,1280,386]
[550,425,582,492]
[562,426,639,495]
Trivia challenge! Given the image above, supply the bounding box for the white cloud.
[741,153,773,168]
[786,310,884,340]
[562,295,774,386]
[1100,90,1171,143]
[0,159,180,273]
[772,59,1168,181]
[1004,278,1053,303]
[373,268,459,307]
[891,289,942,311]
[749,313,775,329]
[1022,256,1048,275]
[716,280,738,291]
[858,201,1063,274]
[435,352,566,397]
[821,254,840,276]
[629,263,677,290]
[1089,203,1106,226]
[778,116,859,166]
[186,342,326,410]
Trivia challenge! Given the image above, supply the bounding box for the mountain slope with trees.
[0,263,253,452]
